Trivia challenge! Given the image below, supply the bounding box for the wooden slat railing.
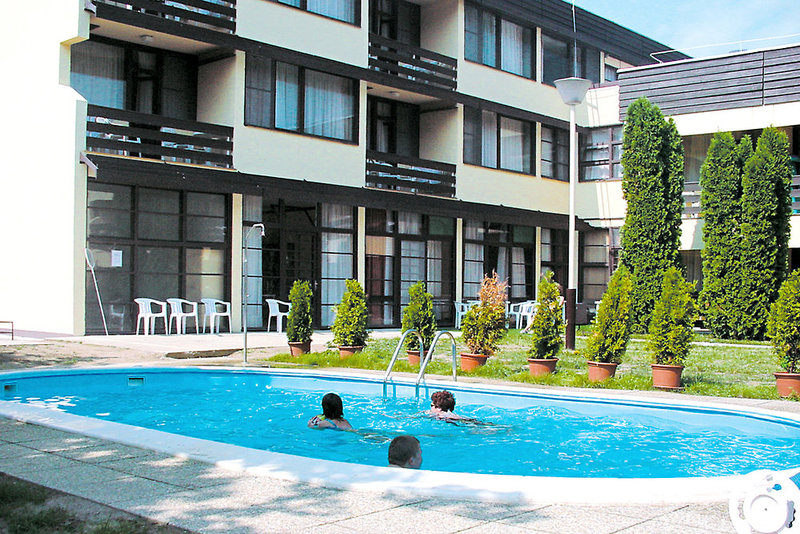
[792,175,800,214]
[94,0,236,33]
[682,181,701,217]
[368,34,457,91]
[86,105,234,169]
[366,151,456,198]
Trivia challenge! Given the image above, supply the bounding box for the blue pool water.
[2,368,800,479]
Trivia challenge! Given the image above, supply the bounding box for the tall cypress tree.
[698,133,750,338]
[736,128,792,339]
[620,98,685,331]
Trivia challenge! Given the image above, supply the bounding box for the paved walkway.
[0,331,794,533]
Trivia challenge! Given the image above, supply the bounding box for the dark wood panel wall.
[619,45,800,117]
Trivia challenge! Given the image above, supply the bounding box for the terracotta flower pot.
[288,340,311,356]
[407,350,421,366]
[527,357,558,376]
[651,363,684,389]
[774,372,800,397]
[460,353,489,371]
[338,345,364,358]
[587,361,618,382]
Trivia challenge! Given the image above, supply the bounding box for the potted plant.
[286,280,313,356]
[767,270,800,397]
[460,272,507,371]
[527,271,564,376]
[582,266,632,382]
[648,266,696,389]
[331,279,368,358]
[401,281,437,365]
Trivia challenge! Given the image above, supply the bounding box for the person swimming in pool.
[424,390,493,426]
[387,435,422,469]
[307,392,353,431]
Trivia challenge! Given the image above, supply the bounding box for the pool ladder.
[383,330,458,386]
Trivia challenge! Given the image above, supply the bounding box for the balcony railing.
[682,181,701,218]
[366,151,456,198]
[86,105,234,169]
[793,175,800,214]
[94,0,236,34]
[368,34,457,91]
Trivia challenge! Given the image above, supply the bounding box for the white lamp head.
[554,77,592,106]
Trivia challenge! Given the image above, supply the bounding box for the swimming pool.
[2,367,799,503]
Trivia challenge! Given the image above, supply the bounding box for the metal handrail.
[416,331,457,386]
[383,329,424,383]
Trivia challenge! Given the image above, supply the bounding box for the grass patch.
[256,328,790,400]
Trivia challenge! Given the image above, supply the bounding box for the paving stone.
[658,503,736,533]
[0,450,82,476]
[22,435,106,453]
[0,442,36,459]
[614,518,735,534]
[100,453,236,489]
[54,442,153,463]
[499,505,643,534]
[0,422,78,443]
[333,503,483,534]
[413,498,543,521]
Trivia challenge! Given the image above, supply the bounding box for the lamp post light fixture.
[554,76,591,351]
[242,223,265,363]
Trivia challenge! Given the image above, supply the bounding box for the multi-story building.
[3,0,796,337]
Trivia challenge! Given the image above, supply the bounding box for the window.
[274,0,358,24]
[367,98,420,157]
[245,56,357,142]
[71,38,197,120]
[541,125,569,181]
[464,4,534,78]
[369,0,420,45]
[463,107,534,174]
[541,34,570,86]
[575,45,601,84]
[604,64,618,82]
[580,126,623,181]
[463,220,535,301]
[540,228,567,288]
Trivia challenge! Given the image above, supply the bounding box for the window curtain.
[275,63,299,130]
[304,70,354,140]
[481,12,496,67]
[481,111,497,167]
[500,117,527,172]
[426,240,443,298]
[500,20,524,76]
[244,56,272,128]
[321,232,353,326]
[464,243,484,298]
[308,0,355,23]
[464,4,480,62]
[71,41,126,109]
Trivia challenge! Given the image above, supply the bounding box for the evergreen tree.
[768,270,800,374]
[648,266,696,366]
[331,279,368,347]
[583,265,632,364]
[286,280,313,344]
[528,271,564,359]
[620,98,685,331]
[736,128,792,339]
[698,133,750,338]
[401,281,437,351]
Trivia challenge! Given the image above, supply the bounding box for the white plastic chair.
[265,299,291,332]
[507,301,524,329]
[166,298,199,335]
[519,301,538,331]
[134,298,168,335]
[454,302,470,329]
[201,298,231,334]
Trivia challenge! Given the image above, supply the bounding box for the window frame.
[579,125,623,182]
[464,2,535,80]
[463,106,536,175]
[270,0,361,26]
[540,125,569,182]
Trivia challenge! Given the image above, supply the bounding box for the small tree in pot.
[527,271,564,376]
[648,266,696,389]
[767,270,800,397]
[286,280,313,356]
[583,265,632,382]
[460,272,507,371]
[331,279,368,358]
[401,281,437,365]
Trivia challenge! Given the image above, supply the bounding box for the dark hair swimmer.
[307,392,353,430]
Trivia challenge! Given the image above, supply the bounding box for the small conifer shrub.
[647,266,696,366]
[583,265,632,364]
[331,279,368,347]
[528,271,564,360]
[767,270,800,374]
[286,280,313,344]
[461,272,507,356]
[401,281,437,352]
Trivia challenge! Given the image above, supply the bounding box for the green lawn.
[258,329,790,400]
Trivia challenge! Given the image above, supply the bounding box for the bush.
[461,273,507,356]
[401,281,437,352]
[331,279,368,347]
[768,270,800,373]
[528,271,564,360]
[648,266,696,366]
[583,265,632,364]
[286,280,313,344]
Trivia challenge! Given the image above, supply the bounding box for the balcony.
[94,0,236,34]
[86,105,234,169]
[793,175,800,214]
[368,34,457,91]
[366,151,456,198]
[682,181,701,218]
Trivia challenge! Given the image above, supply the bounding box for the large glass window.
[275,0,357,24]
[85,184,228,334]
[540,228,567,288]
[542,34,570,86]
[71,38,197,120]
[463,220,535,301]
[245,57,357,142]
[541,125,569,181]
[580,126,623,181]
[463,107,534,174]
[367,98,420,157]
[465,3,534,79]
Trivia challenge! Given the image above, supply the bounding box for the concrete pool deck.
[1,332,798,533]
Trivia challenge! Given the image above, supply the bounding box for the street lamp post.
[242,223,265,363]
[554,77,591,351]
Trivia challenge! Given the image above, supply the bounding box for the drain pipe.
[242,223,265,364]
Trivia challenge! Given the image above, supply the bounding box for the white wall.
[421,0,460,59]
[0,0,89,335]
[671,101,800,136]
[197,56,237,127]
[420,108,460,164]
